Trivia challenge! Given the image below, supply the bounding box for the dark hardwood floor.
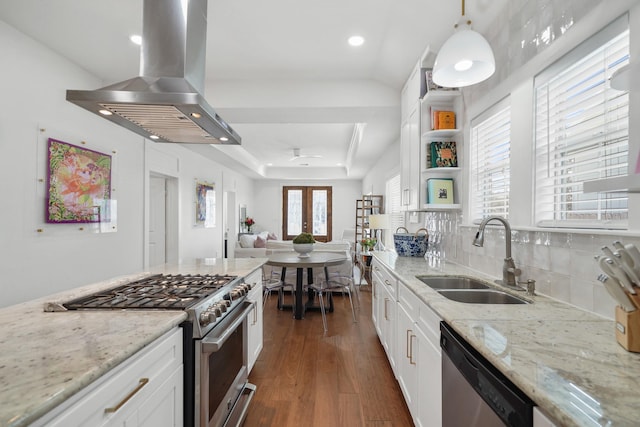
[245,287,414,427]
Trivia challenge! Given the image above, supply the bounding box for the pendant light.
[432,0,495,88]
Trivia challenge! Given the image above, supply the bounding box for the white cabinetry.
[396,282,442,427]
[244,269,264,373]
[420,90,462,210]
[371,258,397,373]
[42,328,183,427]
[400,65,422,211]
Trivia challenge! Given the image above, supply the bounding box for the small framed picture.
[427,178,454,204]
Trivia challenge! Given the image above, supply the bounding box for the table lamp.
[368,214,390,251]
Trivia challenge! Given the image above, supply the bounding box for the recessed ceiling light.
[266,163,273,166]
[98,109,113,116]
[130,34,142,45]
[149,135,159,140]
[348,35,365,47]
[190,112,201,119]
[219,137,229,142]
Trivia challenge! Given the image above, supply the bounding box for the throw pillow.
[239,234,257,248]
[254,235,267,248]
[267,232,278,240]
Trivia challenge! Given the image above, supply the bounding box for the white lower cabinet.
[372,259,398,373]
[396,282,442,427]
[244,269,264,373]
[42,328,183,427]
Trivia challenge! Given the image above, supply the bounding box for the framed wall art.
[46,138,112,223]
[195,180,215,228]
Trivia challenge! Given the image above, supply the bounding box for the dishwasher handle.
[440,322,534,427]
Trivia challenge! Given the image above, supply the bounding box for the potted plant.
[360,237,377,252]
[292,232,316,257]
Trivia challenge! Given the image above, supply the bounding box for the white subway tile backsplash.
[436,216,639,320]
[569,277,595,313]
[593,283,619,319]
[549,246,572,276]
[547,272,572,301]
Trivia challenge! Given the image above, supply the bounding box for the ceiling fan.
[289,148,323,161]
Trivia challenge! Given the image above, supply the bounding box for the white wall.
[252,179,362,241]
[362,138,401,198]
[0,20,254,307]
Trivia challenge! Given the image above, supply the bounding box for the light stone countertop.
[373,251,640,427]
[0,257,266,427]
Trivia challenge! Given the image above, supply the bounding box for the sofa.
[234,233,351,259]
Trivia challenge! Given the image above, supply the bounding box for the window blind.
[534,19,629,229]
[470,99,511,221]
[386,174,403,248]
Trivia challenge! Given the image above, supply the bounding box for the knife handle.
[605,258,636,294]
[614,251,640,285]
[625,244,640,275]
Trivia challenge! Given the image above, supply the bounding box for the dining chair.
[308,260,358,333]
[262,265,295,310]
[322,254,360,309]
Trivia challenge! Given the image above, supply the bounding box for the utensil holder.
[615,306,640,352]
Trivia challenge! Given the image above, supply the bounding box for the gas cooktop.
[59,274,240,311]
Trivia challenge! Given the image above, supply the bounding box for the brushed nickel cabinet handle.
[105,378,149,413]
[252,303,257,325]
[384,298,388,320]
[406,329,411,358]
[409,332,416,365]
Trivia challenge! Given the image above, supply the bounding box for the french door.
[282,186,332,242]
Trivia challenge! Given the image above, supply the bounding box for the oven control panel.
[197,282,252,328]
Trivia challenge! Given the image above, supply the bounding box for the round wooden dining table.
[266,251,348,319]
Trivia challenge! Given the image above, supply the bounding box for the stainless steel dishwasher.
[440,322,534,427]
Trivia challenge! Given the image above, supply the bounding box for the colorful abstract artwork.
[46,138,112,223]
[195,181,215,228]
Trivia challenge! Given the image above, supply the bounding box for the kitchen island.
[373,251,640,427]
[0,257,266,427]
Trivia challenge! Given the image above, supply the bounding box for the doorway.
[148,173,178,267]
[224,191,237,258]
[282,186,332,242]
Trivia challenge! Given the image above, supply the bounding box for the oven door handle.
[201,301,254,353]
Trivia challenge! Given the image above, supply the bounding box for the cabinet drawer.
[398,282,422,321]
[372,259,397,300]
[418,303,441,345]
[41,328,183,427]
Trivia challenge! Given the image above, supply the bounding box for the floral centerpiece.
[360,237,377,252]
[292,232,316,258]
[244,217,255,232]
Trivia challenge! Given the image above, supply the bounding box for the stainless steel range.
[51,273,256,427]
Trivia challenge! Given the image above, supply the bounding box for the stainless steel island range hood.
[66,0,241,145]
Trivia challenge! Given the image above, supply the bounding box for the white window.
[470,98,511,221]
[534,16,629,229]
[385,174,403,248]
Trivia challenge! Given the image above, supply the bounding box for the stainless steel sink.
[437,289,529,304]
[416,275,490,290]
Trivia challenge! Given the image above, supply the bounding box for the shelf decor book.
[430,141,458,168]
[427,178,454,204]
[431,109,456,130]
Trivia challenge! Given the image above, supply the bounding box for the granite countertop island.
[373,251,640,427]
[0,257,266,427]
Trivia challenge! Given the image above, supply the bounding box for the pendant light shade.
[432,0,495,88]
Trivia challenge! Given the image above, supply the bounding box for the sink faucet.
[472,216,521,287]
